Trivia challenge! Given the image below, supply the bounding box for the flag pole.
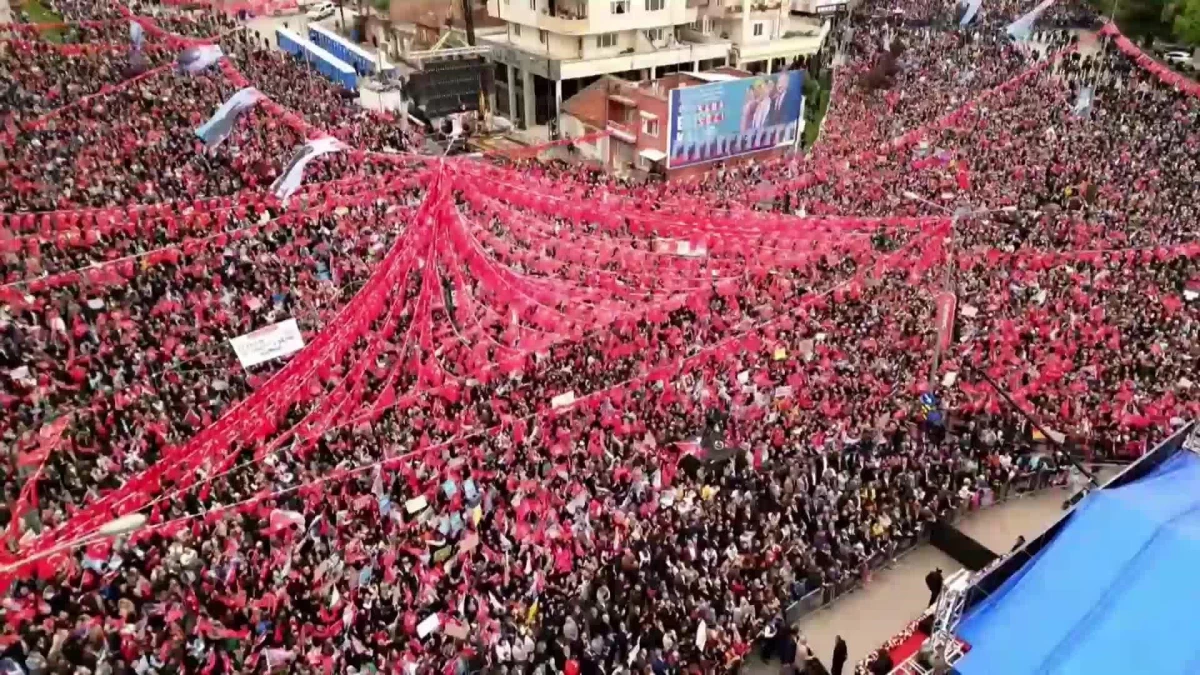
[960,360,1101,488]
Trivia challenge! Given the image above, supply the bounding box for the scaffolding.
[888,569,972,675]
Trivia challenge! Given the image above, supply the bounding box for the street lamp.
[899,190,1016,242]
[897,191,1016,388]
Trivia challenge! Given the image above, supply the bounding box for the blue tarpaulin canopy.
[955,450,1200,674]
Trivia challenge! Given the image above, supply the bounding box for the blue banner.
[920,392,945,426]
[668,70,805,169]
[195,87,262,150]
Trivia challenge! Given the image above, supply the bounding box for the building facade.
[482,0,828,130]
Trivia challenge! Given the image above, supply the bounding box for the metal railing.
[778,465,1068,632]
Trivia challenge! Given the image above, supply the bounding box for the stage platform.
[954,445,1200,674]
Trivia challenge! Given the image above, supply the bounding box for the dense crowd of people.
[0,0,1197,672]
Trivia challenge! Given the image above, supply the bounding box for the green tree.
[1093,0,1172,38]
[1175,0,1200,43]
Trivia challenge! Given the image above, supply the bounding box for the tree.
[1097,0,1174,39]
[1175,0,1200,43]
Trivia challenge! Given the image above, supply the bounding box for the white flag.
[271,137,345,202]
[176,44,224,74]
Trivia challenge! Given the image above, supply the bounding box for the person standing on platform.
[926,568,944,607]
[831,635,848,675]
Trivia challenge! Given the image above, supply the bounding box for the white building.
[481,0,829,129]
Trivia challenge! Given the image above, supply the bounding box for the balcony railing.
[535,7,591,35]
[724,0,782,11]
[542,3,588,20]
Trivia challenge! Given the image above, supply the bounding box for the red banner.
[934,291,958,354]
[1099,22,1200,99]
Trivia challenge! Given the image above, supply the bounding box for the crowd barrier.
[275,26,357,90]
[308,23,377,75]
[778,463,1068,629]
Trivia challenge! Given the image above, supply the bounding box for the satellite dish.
[98,513,147,537]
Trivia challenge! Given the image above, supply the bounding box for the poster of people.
[667,70,805,169]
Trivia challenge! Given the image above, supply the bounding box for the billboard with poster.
[667,70,805,169]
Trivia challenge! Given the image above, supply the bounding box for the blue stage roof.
[955,450,1200,675]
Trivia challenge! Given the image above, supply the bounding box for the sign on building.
[666,70,805,169]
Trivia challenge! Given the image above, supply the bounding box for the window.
[642,117,660,136]
[610,0,629,13]
[752,21,764,36]
[597,32,618,48]
[645,0,665,10]
[539,29,548,44]
[512,23,521,36]
[688,16,711,32]
[646,27,664,42]
[529,0,536,9]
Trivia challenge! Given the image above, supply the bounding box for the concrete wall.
[489,0,701,35]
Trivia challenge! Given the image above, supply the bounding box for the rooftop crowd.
[1,0,1198,672]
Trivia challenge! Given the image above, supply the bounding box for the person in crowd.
[779,628,800,675]
[868,648,895,675]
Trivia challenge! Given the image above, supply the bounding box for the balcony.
[536,5,591,35]
[557,36,729,79]
[732,17,828,58]
[723,0,783,12]
[605,120,637,143]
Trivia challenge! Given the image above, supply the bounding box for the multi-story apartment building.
[480,0,828,129]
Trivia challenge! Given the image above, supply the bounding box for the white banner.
[550,390,576,409]
[1006,0,1056,40]
[196,87,262,150]
[176,44,224,74]
[271,137,346,202]
[960,0,983,26]
[229,318,305,368]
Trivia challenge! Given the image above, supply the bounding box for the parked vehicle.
[306,2,336,20]
[1163,50,1193,67]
